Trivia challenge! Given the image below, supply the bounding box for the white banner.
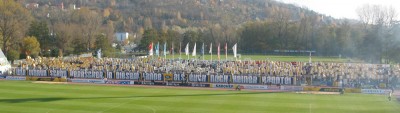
[5,76,26,81]
[49,70,68,77]
[70,79,105,84]
[173,73,185,81]
[142,73,163,81]
[261,76,292,85]
[188,74,207,82]
[361,89,391,94]
[211,84,235,88]
[28,70,47,77]
[15,69,26,76]
[232,75,258,84]
[115,72,140,80]
[242,85,268,90]
[210,75,229,83]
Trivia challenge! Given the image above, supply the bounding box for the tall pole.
[309,51,312,64]
[179,42,181,59]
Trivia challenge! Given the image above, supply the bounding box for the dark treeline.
[1,0,399,63]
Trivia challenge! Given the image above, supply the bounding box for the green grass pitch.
[0,81,398,113]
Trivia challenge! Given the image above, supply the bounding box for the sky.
[279,0,400,20]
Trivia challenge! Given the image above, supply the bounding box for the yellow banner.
[26,77,66,82]
[164,73,173,81]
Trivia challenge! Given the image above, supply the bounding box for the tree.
[53,23,75,56]
[270,7,291,49]
[6,49,19,64]
[27,21,52,55]
[138,29,158,51]
[21,36,40,57]
[356,4,398,63]
[0,0,32,55]
[95,34,114,57]
[71,7,102,51]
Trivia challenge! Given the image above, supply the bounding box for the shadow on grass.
[0,91,280,103]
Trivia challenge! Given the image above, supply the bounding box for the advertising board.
[70,79,105,84]
[241,85,268,90]
[26,77,67,82]
[105,80,134,85]
[361,89,391,94]
[210,84,236,88]
[5,76,26,81]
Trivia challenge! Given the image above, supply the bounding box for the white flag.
[209,43,212,54]
[192,43,196,56]
[185,43,189,55]
[232,43,237,58]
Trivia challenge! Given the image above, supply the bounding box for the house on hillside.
[25,3,39,9]
[115,32,129,43]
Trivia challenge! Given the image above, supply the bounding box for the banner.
[319,88,341,92]
[28,70,48,77]
[188,74,208,82]
[163,73,173,81]
[26,77,67,82]
[5,76,26,81]
[303,87,359,93]
[361,89,391,94]
[70,79,105,84]
[70,70,104,79]
[49,70,68,77]
[209,75,229,83]
[261,76,292,85]
[281,86,303,91]
[115,71,140,80]
[105,80,134,85]
[15,69,26,76]
[173,73,185,81]
[142,73,163,81]
[210,84,236,88]
[191,83,210,87]
[241,85,268,90]
[232,75,258,84]
[106,71,114,79]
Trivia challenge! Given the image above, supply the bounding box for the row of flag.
[148,42,237,59]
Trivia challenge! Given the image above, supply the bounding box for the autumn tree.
[53,23,76,56]
[0,0,32,55]
[71,7,102,51]
[21,36,41,57]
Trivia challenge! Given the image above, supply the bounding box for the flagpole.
[179,42,181,59]
[172,43,175,60]
[164,42,167,59]
[225,43,227,61]
[209,43,212,62]
[202,43,204,61]
[211,52,212,62]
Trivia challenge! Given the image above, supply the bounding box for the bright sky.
[279,0,400,20]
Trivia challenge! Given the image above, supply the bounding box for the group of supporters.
[14,56,399,87]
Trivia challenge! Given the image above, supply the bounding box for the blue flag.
[156,42,159,56]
